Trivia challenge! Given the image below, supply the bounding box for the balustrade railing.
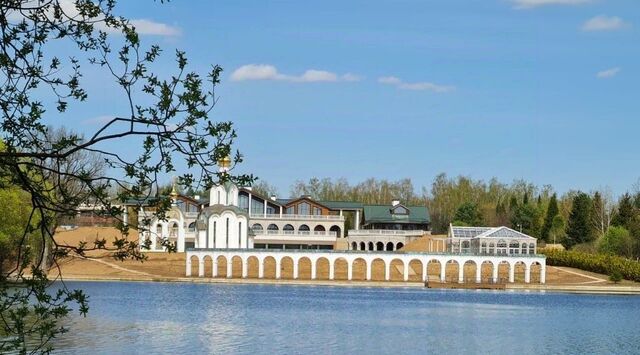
[250,213,343,221]
[348,229,426,237]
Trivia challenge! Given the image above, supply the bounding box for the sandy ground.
[49,227,640,294]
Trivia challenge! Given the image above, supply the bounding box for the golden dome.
[218,156,231,169]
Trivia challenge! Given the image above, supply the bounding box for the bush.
[609,271,623,284]
[542,249,640,282]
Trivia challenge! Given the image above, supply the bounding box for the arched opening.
[251,223,264,234]
[368,242,374,251]
[316,257,330,280]
[408,259,423,282]
[481,241,487,254]
[351,242,357,250]
[376,242,384,251]
[386,242,394,251]
[371,258,386,281]
[299,224,310,234]
[283,224,294,234]
[190,255,200,277]
[216,255,227,278]
[280,257,294,279]
[481,261,494,283]
[188,222,196,232]
[314,225,326,232]
[247,256,259,278]
[389,258,404,281]
[231,256,243,278]
[396,242,404,250]
[298,257,312,279]
[489,242,495,255]
[334,258,348,280]
[427,259,442,282]
[498,261,510,283]
[204,255,213,277]
[263,256,277,279]
[529,243,536,254]
[352,258,367,280]
[445,260,459,282]
[359,242,366,250]
[514,261,526,283]
[267,224,279,233]
[530,261,542,283]
[463,260,477,283]
[330,225,342,238]
[521,243,527,255]
[170,222,179,237]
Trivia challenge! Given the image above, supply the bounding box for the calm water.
[48,281,640,354]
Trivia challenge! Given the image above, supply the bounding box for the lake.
[49,281,640,354]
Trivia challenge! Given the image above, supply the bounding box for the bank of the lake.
[49,281,640,354]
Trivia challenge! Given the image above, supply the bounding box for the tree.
[541,193,559,242]
[549,215,566,245]
[252,180,279,198]
[0,1,252,352]
[598,226,634,257]
[452,202,483,226]
[510,202,541,237]
[612,193,635,229]
[565,192,595,248]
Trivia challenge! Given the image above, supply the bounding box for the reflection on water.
[47,282,640,354]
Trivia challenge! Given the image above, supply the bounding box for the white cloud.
[7,1,180,37]
[511,0,591,9]
[596,67,621,79]
[582,16,629,31]
[128,19,181,36]
[230,64,361,83]
[378,76,455,93]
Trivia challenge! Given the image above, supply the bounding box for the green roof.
[362,204,430,224]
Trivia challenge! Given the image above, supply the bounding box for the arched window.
[252,223,264,234]
[360,242,366,250]
[314,225,326,232]
[529,243,536,254]
[299,224,310,234]
[481,241,487,254]
[497,240,507,255]
[376,242,384,251]
[351,242,357,250]
[267,224,279,233]
[489,242,495,254]
[188,222,196,232]
[170,222,178,237]
[330,225,341,238]
[283,224,294,234]
[521,243,527,254]
[509,241,520,254]
[156,224,162,235]
[461,240,470,253]
[396,242,404,250]
[386,242,394,251]
[368,242,374,251]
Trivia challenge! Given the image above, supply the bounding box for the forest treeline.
[278,174,640,259]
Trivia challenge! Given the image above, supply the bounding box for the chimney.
[392,199,400,206]
[194,195,200,201]
[245,186,253,191]
[270,195,277,201]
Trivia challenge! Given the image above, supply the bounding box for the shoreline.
[53,274,640,295]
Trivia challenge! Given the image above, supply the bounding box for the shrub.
[609,271,623,284]
[541,249,640,283]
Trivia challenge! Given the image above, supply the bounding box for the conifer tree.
[612,193,635,229]
[541,193,559,242]
[565,192,595,248]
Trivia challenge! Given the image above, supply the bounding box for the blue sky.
[62,0,639,196]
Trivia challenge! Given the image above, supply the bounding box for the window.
[285,206,294,214]
[298,202,310,215]
[226,218,229,246]
[251,199,264,215]
[391,206,409,215]
[266,205,276,215]
[313,207,322,215]
[238,194,249,211]
[252,223,263,233]
[239,222,242,247]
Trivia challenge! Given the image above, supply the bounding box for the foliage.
[452,202,482,226]
[609,270,623,284]
[0,0,253,352]
[598,226,634,258]
[541,193,559,241]
[510,199,542,238]
[565,192,595,248]
[543,249,640,282]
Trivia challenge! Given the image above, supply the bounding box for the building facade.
[446,224,538,255]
